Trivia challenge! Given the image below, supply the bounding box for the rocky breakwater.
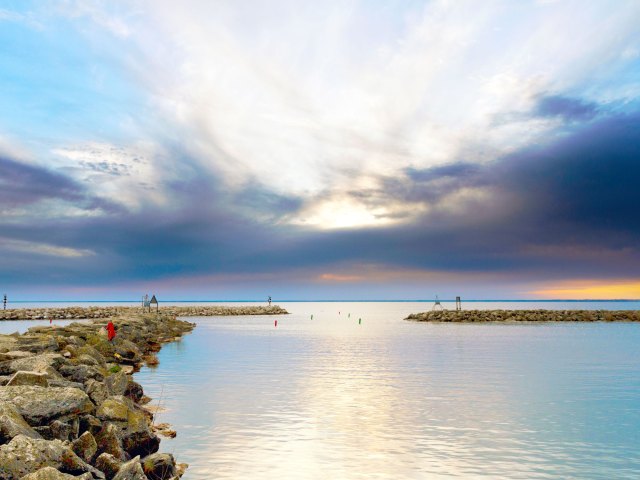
[0,305,288,321]
[0,313,195,479]
[406,309,640,322]
[160,305,288,316]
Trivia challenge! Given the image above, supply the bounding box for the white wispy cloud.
[9,0,640,229]
[1,237,95,258]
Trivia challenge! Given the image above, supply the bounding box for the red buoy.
[275,320,278,327]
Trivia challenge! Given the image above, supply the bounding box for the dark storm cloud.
[261,109,640,278]
[2,108,640,288]
[534,94,600,121]
[0,155,84,206]
[0,155,123,213]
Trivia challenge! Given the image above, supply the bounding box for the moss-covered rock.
[0,386,94,425]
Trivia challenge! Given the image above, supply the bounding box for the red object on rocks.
[107,321,116,341]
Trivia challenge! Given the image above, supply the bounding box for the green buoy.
[358,318,361,325]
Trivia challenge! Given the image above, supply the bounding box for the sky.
[1,0,640,300]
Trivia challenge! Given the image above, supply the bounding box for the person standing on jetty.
[107,320,116,342]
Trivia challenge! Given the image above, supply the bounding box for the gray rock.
[104,372,129,396]
[97,396,148,426]
[59,365,104,383]
[94,452,122,480]
[20,466,92,479]
[48,379,84,389]
[49,419,73,441]
[0,386,94,425]
[112,456,147,480]
[6,371,49,387]
[112,339,142,364]
[95,422,129,461]
[79,414,103,437]
[75,354,100,367]
[72,431,98,463]
[77,345,106,366]
[121,430,160,459]
[123,381,144,403]
[3,350,33,360]
[16,335,60,353]
[141,453,176,480]
[0,401,42,443]
[86,379,109,405]
[0,434,104,479]
[4,353,66,375]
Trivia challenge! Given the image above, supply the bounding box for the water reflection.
[135,303,640,479]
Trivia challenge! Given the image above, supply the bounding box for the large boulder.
[72,431,98,463]
[95,396,158,458]
[0,434,104,479]
[112,456,147,480]
[112,339,142,365]
[104,372,129,397]
[0,386,94,425]
[96,396,150,432]
[6,371,49,387]
[2,351,32,360]
[123,381,143,403]
[20,466,94,479]
[59,365,104,383]
[48,378,84,389]
[75,354,101,367]
[0,402,41,443]
[141,453,176,480]
[95,423,128,461]
[94,452,122,479]
[0,353,66,375]
[86,379,109,406]
[16,335,60,354]
[120,430,160,459]
[77,345,106,367]
[79,414,102,437]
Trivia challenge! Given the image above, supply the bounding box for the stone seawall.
[0,313,195,479]
[0,305,288,321]
[406,309,640,322]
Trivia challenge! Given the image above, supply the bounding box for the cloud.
[0,155,86,208]
[1,1,640,297]
[534,94,600,121]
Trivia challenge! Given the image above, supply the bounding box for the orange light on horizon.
[530,280,640,300]
[318,273,365,282]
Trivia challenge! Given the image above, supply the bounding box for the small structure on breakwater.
[406,309,640,322]
[149,295,158,313]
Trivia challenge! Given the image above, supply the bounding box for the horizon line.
[4,299,640,303]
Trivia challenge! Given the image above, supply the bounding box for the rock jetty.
[406,309,640,322]
[0,313,195,479]
[0,305,288,321]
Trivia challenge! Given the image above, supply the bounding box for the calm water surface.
[130,302,640,479]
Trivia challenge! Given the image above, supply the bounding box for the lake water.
[129,302,640,479]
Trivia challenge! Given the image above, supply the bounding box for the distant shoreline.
[4,299,640,303]
[406,309,640,322]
